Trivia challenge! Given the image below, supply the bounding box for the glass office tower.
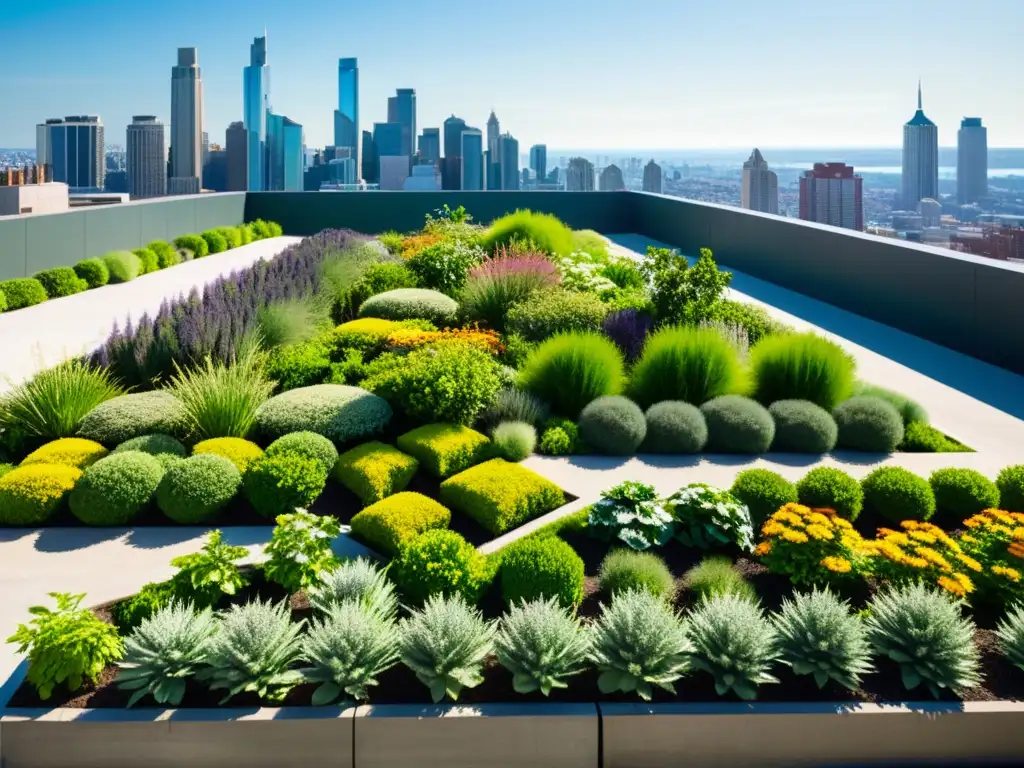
[243,35,270,191]
[460,128,483,190]
[335,58,359,174]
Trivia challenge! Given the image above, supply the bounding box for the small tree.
[642,246,731,325]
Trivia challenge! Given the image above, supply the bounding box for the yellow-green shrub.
[396,423,491,478]
[192,437,264,473]
[21,438,109,469]
[0,464,82,525]
[328,318,403,353]
[349,491,451,555]
[333,441,418,504]
[439,458,565,535]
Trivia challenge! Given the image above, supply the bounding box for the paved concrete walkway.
[0,236,302,393]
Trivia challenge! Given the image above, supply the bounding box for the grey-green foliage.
[495,597,590,696]
[117,602,218,707]
[198,599,305,704]
[772,588,874,690]
[399,593,496,703]
[996,603,1024,672]
[687,592,780,700]
[307,557,398,621]
[865,582,980,699]
[301,600,400,705]
[589,588,692,700]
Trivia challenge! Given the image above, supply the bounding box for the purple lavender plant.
[602,309,653,362]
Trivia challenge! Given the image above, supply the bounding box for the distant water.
[775,165,1024,178]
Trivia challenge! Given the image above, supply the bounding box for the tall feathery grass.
[518,331,625,418]
[748,332,855,410]
[628,326,745,408]
[256,296,332,349]
[479,210,576,257]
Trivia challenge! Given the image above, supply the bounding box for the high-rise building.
[901,81,939,209]
[566,157,595,191]
[169,48,203,195]
[957,117,988,205]
[334,58,359,176]
[225,121,248,191]
[267,113,304,191]
[798,162,863,231]
[642,160,662,193]
[529,144,547,182]
[378,156,410,191]
[243,35,270,191]
[373,123,403,158]
[599,164,625,191]
[741,148,779,214]
[126,115,166,199]
[386,88,416,170]
[418,128,440,165]
[40,116,105,190]
[443,115,467,159]
[361,130,379,184]
[486,110,500,157]
[203,145,227,192]
[403,164,442,191]
[498,133,519,190]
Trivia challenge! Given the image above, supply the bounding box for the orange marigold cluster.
[400,232,445,259]
[958,508,1024,603]
[861,519,981,598]
[385,327,504,355]
[756,503,864,586]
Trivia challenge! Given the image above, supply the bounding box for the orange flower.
[821,556,852,573]
[753,541,772,557]
[992,565,1022,583]
[937,575,967,597]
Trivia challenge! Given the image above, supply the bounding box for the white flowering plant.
[557,251,618,294]
[588,481,675,551]
[263,509,341,594]
[666,483,755,552]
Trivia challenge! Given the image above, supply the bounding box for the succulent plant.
[495,597,590,696]
[307,557,397,621]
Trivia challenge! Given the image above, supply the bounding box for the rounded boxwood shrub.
[265,431,339,474]
[853,383,928,426]
[578,395,646,455]
[929,468,999,525]
[796,467,864,521]
[749,332,855,409]
[491,421,536,461]
[242,453,328,518]
[113,433,187,468]
[33,267,87,299]
[769,399,838,453]
[101,250,142,283]
[997,465,1024,513]
[192,437,264,473]
[700,395,775,454]
[833,396,904,453]
[78,391,188,445]
[499,535,585,608]
[201,230,228,254]
[0,278,48,310]
[254,384,392,443]
[132,248,159,274]
[173,234,209,258]
[861,466,935,523]
[641,401,707,453]
[155,454,241,524]
[730,469,799,527]
[215,227,242,249]
[597,549,675,600]
[73,258,110,289]
[68,451,164,525]
[628,326,745,409]
[358,288,459,326]
[0,464,82,525]
[21,437,109,469]
[505,289,608,342]
[393,529,492,604]
[147,241,179,269]
[519,331,625,418]
[0,287,7,313]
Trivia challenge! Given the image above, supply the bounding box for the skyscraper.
[642,160,662,193]
[529,144,547,183]
[169,47,203,195]
[798,162,863,231]
[334,58,359,178]
[566,157,595,191]
[41,116,105,190]
[498,133,519,190]
[361,130,379,184]
[387,89,416,170]
[599,164,625,191]
[741,149,779,214]
[243,35,270,191]
[901,81,939,209]
[267,113,304,191]
[957,117,988,205]
[225,121,248,191]
[487,110,500,156]
[373,123,403,158]
[418,128,440,165]
[126,115,166,199]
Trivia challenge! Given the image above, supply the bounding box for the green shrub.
[351,261,420,309]
[243,453,328,518]
[715,300,788,346]
[996,603,1024,673]
[495,597,588,696]
[833,396,904,452]
[519,331,625,418]
[478,388,549,432]
[0,286,8,313]
[480,210,575,256]
[394,529,492,604]
[506,289,608,342]
[192,436,262,472]
[147,240,179,269]
[263,510,341,593]
[769,399,838,453]
[359,288,458,326]
[730,469,798,528]
[77,391,188,445]
[407,240,483,296]
[796,467,864,521]
[73,258,110,289]
[170,349,275,441]
[852,383,928,425]
[900,422,967,453]
[168,529,250,604]
[642,246,731,325]
[263,339,332,391]
[69,451,164,525]
[589,481,674,551]
[641,401,707,453]
[578,395,646,455]
[132,248,159,274]
[629,326,745,408]
[396,423,491,478]
[499,535,584,608]
[700,395,775,453]
[334,441,418,504]
[249,219,283,239]
[21,437,109,469]
[257,297,331,350]
[440,458,566,535]
[350,491,451,556]
[491,421,536,461]
[996,465,1024,512]
[155,454,241,524]
[0,464,81,525]
[255,384,392,443]
[929,468,1000,525]
[683,556,757,602]
[264,431,337,475]
[538,426,574,455]
[215,226,242,249]
[598,549,675,600]
[173,234,209,258]
[101,250,142,282]
[0,278,48,309]
[112,580,177,633]
[861,466,935,522]
[33,267,87,299]
[749,332,855,409]
[113,434,187,467]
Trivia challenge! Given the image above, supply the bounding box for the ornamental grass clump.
[598,549,676,600]
[862,519,981,599]
[756,503,865,587]
[589,588,692,700]
[519,331,625,418]
[480,210,576,257]
[495,597,590,696]
[996,603,1024,672]
[958,508,1024,605]
[683,556,756,603]
[399,593,496,703]
[666,483,755,552]
[491,421,536,461]
[588,481,675,551]
[117,602,218,707]
[748,332,855,410]
[308,557,398,620]
[772,588,874,690]
[865,582,981,699]
[477,387,550,432]
[687,592,780,700]
[461,250,561,332]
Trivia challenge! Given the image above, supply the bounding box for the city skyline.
[1,0,1022,150]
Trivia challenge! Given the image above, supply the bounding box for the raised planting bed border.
[3,700,1024,768]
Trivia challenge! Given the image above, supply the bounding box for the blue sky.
[1,0,1021,150]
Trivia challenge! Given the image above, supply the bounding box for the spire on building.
[918,79,922,110]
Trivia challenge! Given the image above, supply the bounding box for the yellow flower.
[781,529,810,544]
[901,520,920,530]
[761,521,786,537]
[821,556,852,573]
[879,530,911,547]
[1012,528,1024,542]
[753,541,772,557]
[775,510,804,527]
[806,512,832,527]
[915,547,952,571]
[909,529,938,545]
[992,565,1022,582]
[954,553,983,572]
[960,533,977,544]
[963,517,982,529]
[904,556,929,569]
[805,524,833,541]
[987,509,1015,524]
[953,572,975,593]
[937,575,967,597]
[833,517,854,530]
